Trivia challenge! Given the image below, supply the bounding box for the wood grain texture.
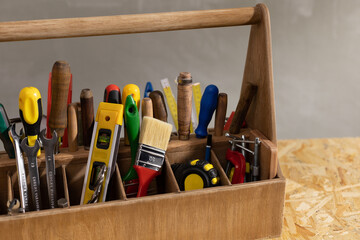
[49,61,71,137]
[238,4,277,144]
[177,73,193,140]
[67,103,78,152]
[0,8,260,42]
[0,4,282,239]
[276,138,360,239]
[80,89,94,150]
[214,93,228,136]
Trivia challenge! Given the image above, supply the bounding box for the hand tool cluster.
[0,62,261,212]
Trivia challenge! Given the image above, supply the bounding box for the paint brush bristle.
[139,116,172,151]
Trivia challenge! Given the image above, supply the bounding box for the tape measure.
[192,83,202,118]
[80,102,123,204]
[160,78,178,131]
[172,159,219,191]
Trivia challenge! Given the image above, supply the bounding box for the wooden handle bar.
[0,7,260,42]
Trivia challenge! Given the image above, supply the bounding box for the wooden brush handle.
[149,91,167,122]
[214,93,227,136]
[80,89,94,150]
[229,84,257,134]
[67,103,78,152]
[177,72,192,140]
[49,61,71,137]
[141,97,153,118]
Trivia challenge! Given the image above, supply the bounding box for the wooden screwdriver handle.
[229,84,257,134]
[80,89,94,150]
[67,103,78,152]
[149,91,167,122]
[177,72,192,140]
[214,93,228,136]
[141,97,153,118]
[49,61,71,137]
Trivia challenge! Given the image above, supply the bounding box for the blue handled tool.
[144,82,153,98]
[195,85,219,138]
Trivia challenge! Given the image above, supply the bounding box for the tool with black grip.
[172,159,219,191]
[104,84,121,104]
[0,103,15,158]
[19,87,42,156]
[21,138,42,211]
[8,124,28,212]
[195,85,219,138]
[39,129,58,209]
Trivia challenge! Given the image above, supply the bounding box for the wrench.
[39,129,57,208]
[8,124,29,213]
[21,137,42,211]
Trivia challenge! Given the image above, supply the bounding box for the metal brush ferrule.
[135,144,166,171]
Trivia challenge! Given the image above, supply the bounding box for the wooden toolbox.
[0,4,285,239]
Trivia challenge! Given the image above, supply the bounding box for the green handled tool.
[123,95,140,182]
[0,103,15,158]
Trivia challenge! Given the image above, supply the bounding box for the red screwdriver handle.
[226,148,246,184]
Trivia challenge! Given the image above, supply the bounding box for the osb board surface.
[274,138,360,240]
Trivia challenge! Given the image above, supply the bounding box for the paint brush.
[133,116,172,197]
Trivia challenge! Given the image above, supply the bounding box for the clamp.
[225,133,261,182]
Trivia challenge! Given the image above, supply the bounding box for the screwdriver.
[49,61,71,152]
[149,90,167,122]
[195,84,219,138]
[19,87,42,156]
[122,84,140,146]
[0,104,15,158]
[104,84,121,104]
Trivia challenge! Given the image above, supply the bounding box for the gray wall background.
[1,0,359,146]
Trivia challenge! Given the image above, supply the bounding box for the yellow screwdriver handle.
[19,87,42,156]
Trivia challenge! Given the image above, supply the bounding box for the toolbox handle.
[0,7,261,42]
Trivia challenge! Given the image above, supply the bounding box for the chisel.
[49,61,71,152]
[214,93,227,136]
[80,89,94,150]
